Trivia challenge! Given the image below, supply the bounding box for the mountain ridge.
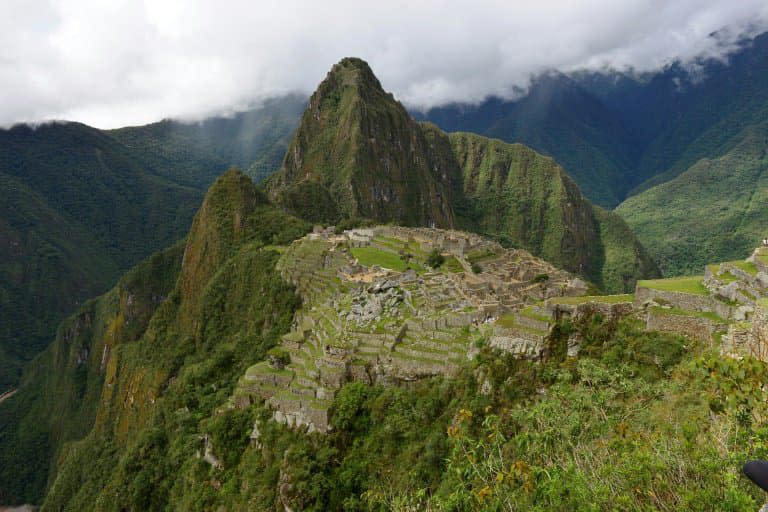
[0,98,305,389]
[268,58,658,292]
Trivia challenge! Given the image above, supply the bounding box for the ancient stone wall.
[635,287,733,319]
[489,326,545,359]
[645,309,725,343]
[545,301,634,323]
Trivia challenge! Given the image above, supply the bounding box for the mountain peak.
[267,58,456,227]
[324,57,382,89]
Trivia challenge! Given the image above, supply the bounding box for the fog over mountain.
[2,0,768,128]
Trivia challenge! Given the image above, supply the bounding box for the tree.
[427,249,445,269]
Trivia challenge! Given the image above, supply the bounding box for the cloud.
[1,0,767,128]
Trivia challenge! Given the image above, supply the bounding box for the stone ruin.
[633,246,768,360]
[232,225,768,435]
[232,225,590,433]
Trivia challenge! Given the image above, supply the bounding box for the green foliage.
[208,409,253,468]
[691,355,768,426]
[470,262,482,274]
[618,123,768,276]
[427,249,446,269]
[638,276,709,295]
[331,382,371,433]
[266,347,291,368]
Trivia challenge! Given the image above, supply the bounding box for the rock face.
[267,57,658,293]
[234,226,589,432]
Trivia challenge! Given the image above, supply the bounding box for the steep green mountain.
[268,58,657,292]
[266,58,456,227]
[2,168,764,510]
[0,169,310,505]
[0,122,202,390]
[616,123,768,276]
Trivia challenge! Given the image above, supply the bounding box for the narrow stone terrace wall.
[645,309,726,343]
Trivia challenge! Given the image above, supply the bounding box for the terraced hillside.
[234,226,591,432]
[630,246,768,359]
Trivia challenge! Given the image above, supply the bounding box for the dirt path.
[0,388,17,405]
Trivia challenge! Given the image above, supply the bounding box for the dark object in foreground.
[744,460,768,492]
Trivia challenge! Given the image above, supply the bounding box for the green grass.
[726,260,758,276]
[637,276,709,295]
[519,306,551,323]
[465,247,499,264]
[441,255,464,273]
[373,236,428,257]
[351,247,422,272]
[547,294,635,305]
[708,265,739,283]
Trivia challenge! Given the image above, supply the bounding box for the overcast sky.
[2,0,768,128]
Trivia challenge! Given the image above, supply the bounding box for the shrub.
[267,347,291,369]
[427,249,445,269]
[471,262,482,274]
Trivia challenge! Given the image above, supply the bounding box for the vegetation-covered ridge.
[617,122,768,276]
[0,168,309,506]
[2,169,768,510]
[0,122,201,390]
[0,96,304,390]
[266,57,457,227]
[268,57,658,293]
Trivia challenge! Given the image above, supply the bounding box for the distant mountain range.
[0,97,304,390]
[418,32,768,275]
